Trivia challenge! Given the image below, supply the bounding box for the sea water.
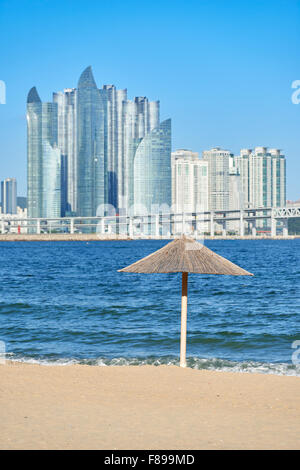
[0,239,299,375]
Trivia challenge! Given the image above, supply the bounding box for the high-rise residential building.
[202,147,231,211]
[100,85,127,210]
[53,88,77,215]
[171,150,208,214]
[233,147,286,208]
[42,142,61,218]
[122,97,160,212]
[76,67,105,217]
[1,178,17,214]
[27,87,60,218]
[27,67,170,221]
[228,164,242,210]
[233,149,251,208]
[133,119,171,214]
[269,148,286,207]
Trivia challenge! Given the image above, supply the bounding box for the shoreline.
[0,233,299,242]
[5,357,300,377]
[0,362,299,449]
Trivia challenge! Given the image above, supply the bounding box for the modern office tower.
[202,147,231,211]
[27,87,60,218]
[123,97,160,212]
[53,88,77,215]
[1,178,17,214]
[76,66,105,217]
[233,147,286,208]
[100,85,127,210]
[133,119,171,214]
[171,150,208,214]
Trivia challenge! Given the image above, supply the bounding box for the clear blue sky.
[0,0,300,199]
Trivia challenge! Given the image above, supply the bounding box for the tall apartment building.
[100,85,127,211]
[233,147,286,208]
[53,88,77,215]
[134,119,171,214]
[1,178,17,214]
[122,97,160,212]
[27,67,171,220]
[171,149,208,214]
[76,67,105,218]
[202,147,231,211]
[27,87,61,218]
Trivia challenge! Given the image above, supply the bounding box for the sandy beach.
[0,362,299,450]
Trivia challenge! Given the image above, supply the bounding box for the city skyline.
[25,63,286,223]
[0,0,299,199]
[27,66,172,218]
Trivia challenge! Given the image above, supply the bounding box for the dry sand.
[0,362,299,450]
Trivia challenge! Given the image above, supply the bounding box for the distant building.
[76,67,105,217]
[287,198,300,207]
[53,88,77,215]
[202,147,231,211]
[42,142,61,218]
[233,147,286,208]
[123,96,160,212]
[100,84,127,210]
[17,196,27,210]
[1,178,17,214]
[27,87,61,218]
[171,149,208,214]
[133,119,171,215]
[27,67,171,222]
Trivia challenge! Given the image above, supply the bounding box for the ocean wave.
[6,354,300,376]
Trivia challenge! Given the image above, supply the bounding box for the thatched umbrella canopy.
[119,236,253,367]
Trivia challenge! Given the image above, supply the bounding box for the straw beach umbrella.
[119,236,253,367]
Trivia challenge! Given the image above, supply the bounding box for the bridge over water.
[1,206,299,238]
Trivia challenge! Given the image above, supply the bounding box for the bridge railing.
[0,207,296,237]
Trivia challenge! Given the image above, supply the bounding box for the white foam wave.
[6,355,300,376]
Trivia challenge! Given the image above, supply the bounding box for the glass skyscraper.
[53,88,77,215]
[27,67,171,222]
[27,87,60,218]
[133,119,171,214]
[42,142,61,218]
[123,97,160,212]
[76,66,105,217]
[100,85,127,210]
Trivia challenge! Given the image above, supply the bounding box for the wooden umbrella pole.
[180,272,188,368]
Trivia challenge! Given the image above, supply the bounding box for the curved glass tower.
[133,119,171,214]
[53,88,77,215]
[77,66,105,217]
[123,98,160,211]
[27,87,59,218]
[27,87,42,218]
